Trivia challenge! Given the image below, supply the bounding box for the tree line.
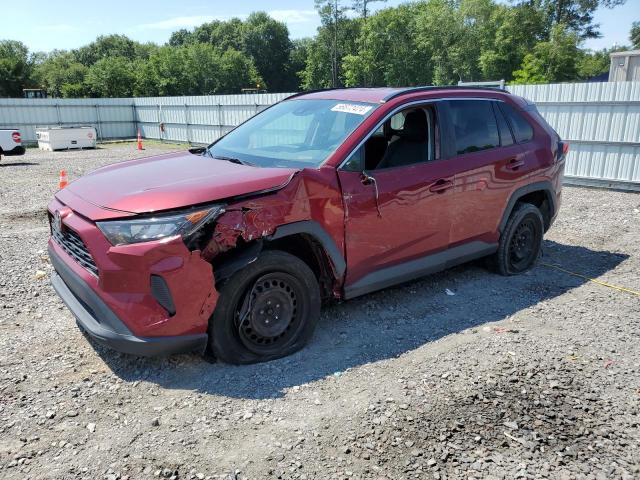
[0,0,638,98]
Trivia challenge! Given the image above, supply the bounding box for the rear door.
[444,99,528,246]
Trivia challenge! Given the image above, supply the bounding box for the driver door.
[337,104,456,298]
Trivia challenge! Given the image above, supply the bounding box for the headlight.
[97,205,223,246]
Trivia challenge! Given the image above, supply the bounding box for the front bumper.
[49,245,208,356]
[2,145,25,156]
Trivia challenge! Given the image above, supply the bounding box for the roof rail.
[381,85,510,102]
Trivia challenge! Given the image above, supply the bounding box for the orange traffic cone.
[59,170,68,189]
[137,128,143,151]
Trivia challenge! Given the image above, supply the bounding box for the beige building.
[608,50,640,82]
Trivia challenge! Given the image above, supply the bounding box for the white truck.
[0,129,25,160]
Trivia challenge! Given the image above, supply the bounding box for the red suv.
[48,87,566,364]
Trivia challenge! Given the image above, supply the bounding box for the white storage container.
[37,126,97,151]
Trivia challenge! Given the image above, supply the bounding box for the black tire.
[208,250,321,364]
[490,202,544,276]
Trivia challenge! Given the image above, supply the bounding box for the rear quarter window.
[499,103,534,143]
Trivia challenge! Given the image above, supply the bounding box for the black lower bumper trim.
[2,145,26,156]
[49,246,207,357]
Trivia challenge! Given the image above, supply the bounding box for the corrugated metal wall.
[0,97,136,142]
[508,82,640,189]
[132,93,290,144]
[1,84,639,189]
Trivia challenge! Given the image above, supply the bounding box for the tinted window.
[493,102,514,146]
[448,100,500,154]
[500,103,534,143]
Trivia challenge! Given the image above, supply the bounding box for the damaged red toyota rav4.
[48,87,566,364]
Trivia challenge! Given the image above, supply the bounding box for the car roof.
[288,86,511,104]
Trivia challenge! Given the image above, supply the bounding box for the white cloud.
[268,9,318,24]
[139,15,231,30]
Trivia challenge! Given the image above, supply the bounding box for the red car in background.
[48,86,566,364]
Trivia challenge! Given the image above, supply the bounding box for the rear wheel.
[491,203,544,276]
[209,250,321,364]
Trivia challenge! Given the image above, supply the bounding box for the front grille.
[51,219,99,276]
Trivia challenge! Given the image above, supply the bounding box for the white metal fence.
[508,82,640,190]
[0,93,291,145]
[1,83,639,190]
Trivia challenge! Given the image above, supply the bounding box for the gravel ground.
[1,144,639,480]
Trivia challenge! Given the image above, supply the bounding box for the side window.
[448,100,500,154]
[374,106,436,169]
[341,105,437,171]
[493,102,514,147]
[342,145,364,172]
[390,111,405,130]
[499,103,534,143]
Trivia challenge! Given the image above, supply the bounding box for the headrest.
[400,110,428,142]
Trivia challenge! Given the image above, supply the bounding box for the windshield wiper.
[211,154,254,167]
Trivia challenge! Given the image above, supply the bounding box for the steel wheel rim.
[235,272,301,354]
[508,217,538,271]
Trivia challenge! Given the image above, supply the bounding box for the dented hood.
[59,151,297,217]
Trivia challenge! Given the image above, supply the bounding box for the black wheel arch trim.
[267,220,346,278]
[499,181,556,233]
[213,240,264,286]
[212,220,346,286]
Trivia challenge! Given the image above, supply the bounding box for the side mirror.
[189,146,206,154]
[360,171,382,217]
[360,170,375,186]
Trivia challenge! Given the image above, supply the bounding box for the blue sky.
[6,0,639,53]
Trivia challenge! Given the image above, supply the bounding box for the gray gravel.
[1,145,639,480]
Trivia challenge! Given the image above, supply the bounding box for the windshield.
[207,99,377,168]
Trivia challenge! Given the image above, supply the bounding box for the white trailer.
[0,129,25,160]
[37,126,97,151]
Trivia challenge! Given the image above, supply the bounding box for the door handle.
[429,179,453,193]
[506,158,525,170]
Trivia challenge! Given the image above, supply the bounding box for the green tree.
[512,24,581,84]
[0,40,31,97]
[576,49,610,79]
[218,48,263,93]
[134,46,192,96]
[85,56,137,97]
[168,29,192,47]
[74,34,138,66]
[352,0,386,20]
[479,1,547,81]
[513,0,626,39]
[288,38,312,89]
[301,15,360,89]
[134,44,262,96]
[631,21,640,49]
[32,50,89,97]
[191,18,244,51]
[242,12,292,92]
[414,0,474,84]
[314,0,352,87]
[343,3,429,87]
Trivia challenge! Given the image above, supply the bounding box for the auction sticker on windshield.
[331,103,373,115]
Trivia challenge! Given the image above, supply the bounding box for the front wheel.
[491,202,544,276]
[209,250,321,364]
